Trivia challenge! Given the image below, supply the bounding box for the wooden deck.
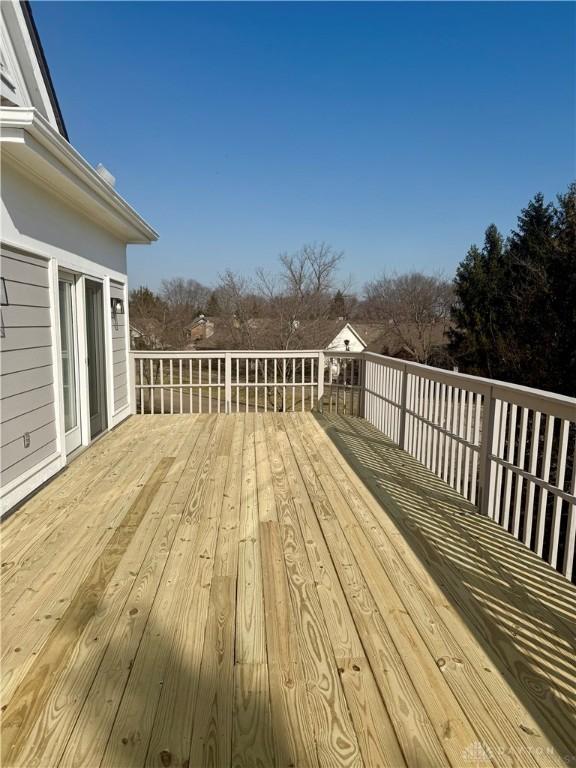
[1,413,575,768]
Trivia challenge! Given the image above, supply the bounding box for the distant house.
[0,1,157,515]
[186,314,216,345]
[130,320,164,350]
[187,316,388,354]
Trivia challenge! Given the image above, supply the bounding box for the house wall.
[0,246,58,489]
[326,325,366,353]
[0,161,132,516]
[110,281,128,413]
[1,161,127,278]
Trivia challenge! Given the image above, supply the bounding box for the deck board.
[1,413,575,768]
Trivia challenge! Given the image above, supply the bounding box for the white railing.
[130,349,576,580]
[362,352,576,581]
[130,350,363,416]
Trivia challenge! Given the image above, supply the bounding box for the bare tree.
[364,272,453,364]
[160,278,210,313]
[214,242,347,350]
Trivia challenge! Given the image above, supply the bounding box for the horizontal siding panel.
[112,336,126,352]
[1,422,57,468]
[1,403,55,446]
[2,281,50,308]
[0,255,49,288]
[0,326,52,352]
[1,439,57,487]
[112,348,126,364]
[110,282,125,299]
[1,347,52,375]
[111,320,125,339]
[1,365,53,398]
[1,384,54,423]
[1,305,52,328]
[115,396,128,412]
[0,249,49,268]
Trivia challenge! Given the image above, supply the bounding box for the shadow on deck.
[318,412,576,765]
[0,412,574,767]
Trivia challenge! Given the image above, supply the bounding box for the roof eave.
[0,107,158,244]
[19,0,68,140]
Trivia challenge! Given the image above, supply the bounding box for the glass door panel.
[85,279,107,438]
[58,275,81,453]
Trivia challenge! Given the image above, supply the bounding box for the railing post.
[398,363,408,449]
[224,353,232,414]
[129,353,137,414]
[358,354,366,418]
[478,386,496,517]
[317,351,325,412]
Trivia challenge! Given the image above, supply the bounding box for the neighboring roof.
[191,318,390,352]
[20,1,68,139]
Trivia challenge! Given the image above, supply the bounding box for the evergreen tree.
[450,185,576,395]
[549,184,576,394]
[449,225,506,378]
[332,289,347,318]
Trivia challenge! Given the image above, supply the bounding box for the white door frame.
[58,269,83,454]
[84,276,108,439]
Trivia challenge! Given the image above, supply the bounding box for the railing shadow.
[317,413,576,764]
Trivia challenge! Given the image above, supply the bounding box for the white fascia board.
[345,323,368,347]
[0,107,158,244]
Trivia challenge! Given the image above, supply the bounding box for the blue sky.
[33,1,575,293]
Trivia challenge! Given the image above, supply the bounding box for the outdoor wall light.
[111,297,124,315]
[1,277,8,306]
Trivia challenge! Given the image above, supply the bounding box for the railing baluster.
[217,358,222,413]
[236,358,239,413]
[139,358,144,415]
[523,410,542,546]
[501,403,517,530]
[225,353,231,414]
[208,358,212,414]
[549,419,569,568]
[301,356,305,412]
[470,392,482,505]
[149,359,154,414]
[245,359,249,413]
[464,390,474,500]
[563,444,576,579]
[443,386,453,484]
[511,407,528,538]
[169,359,174,414]
[535,414,555,557]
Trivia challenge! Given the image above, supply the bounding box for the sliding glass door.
[85,279,108,438]
[58,274,82,454]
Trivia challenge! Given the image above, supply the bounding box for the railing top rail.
[363,351,576,419]
[130,348,575,419]
[130,349,323,359]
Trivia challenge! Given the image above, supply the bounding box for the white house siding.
[326,324,366,353]
[0,247,58,488]
[0,161,133,515]
[110,281,128,413]
[1,162,127,277]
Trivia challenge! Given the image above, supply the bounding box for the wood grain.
[0,413,573,768]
